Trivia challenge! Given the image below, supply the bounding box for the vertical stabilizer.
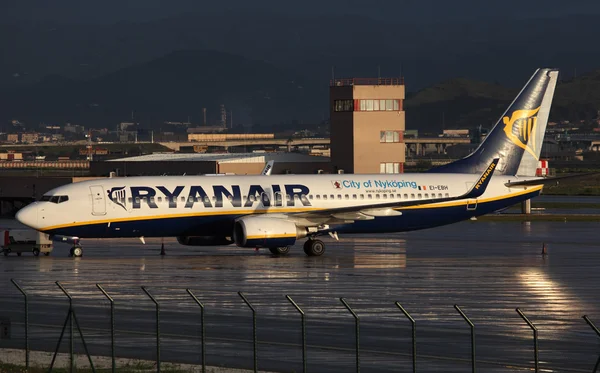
[428,68,559,175]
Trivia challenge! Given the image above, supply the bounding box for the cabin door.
[90,185,107,216]
[465,182,478,211]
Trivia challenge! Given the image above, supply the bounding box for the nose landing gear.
[69,245,83,257]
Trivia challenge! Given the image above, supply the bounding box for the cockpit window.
[41,195,69,204]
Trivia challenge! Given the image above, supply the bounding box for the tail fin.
[428,68,559,176]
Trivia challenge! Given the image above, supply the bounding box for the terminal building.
[329,77,406,174]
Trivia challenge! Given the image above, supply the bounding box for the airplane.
[16,68,567,257]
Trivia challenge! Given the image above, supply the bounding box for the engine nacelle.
[233,217,307,248]
[176,236,234,246]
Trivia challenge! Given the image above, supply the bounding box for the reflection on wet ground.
[0,219,599,372]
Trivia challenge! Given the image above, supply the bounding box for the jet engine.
[176,236,234,246]
[233,217,307,248]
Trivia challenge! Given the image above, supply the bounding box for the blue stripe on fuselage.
[44,189,540,238]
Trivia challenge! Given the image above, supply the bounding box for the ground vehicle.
[1,229,53,256]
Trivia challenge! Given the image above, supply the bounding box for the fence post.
[186,289,206,373]
[395,302,416,373]
[583,315,600,373]
[97,284,115,373]
[56,281,75,373]
[10,279,29,372]
[286,295,306,373]
[454,305,475,373]
[340,298,360,373]
[238,292,257,373]
[142,287,160,373]
[516,308,538,373]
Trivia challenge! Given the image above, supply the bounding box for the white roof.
[108,152,330,163]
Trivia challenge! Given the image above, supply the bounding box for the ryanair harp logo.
[503,107,541,159]
[107,187,127,211]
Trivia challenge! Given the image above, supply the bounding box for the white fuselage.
[15,173,542,239]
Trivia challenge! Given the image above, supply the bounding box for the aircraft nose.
[15,204,39,229]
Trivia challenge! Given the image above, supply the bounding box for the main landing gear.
[303,239,326,257]
[69,245,83,258]
[268,247,290,255]
[266,238,326,257]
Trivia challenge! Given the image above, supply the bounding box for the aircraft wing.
[287,158,499,224]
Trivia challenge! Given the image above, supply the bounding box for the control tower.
[329,77,405,174]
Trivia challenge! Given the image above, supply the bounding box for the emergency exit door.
[90,185,106,216]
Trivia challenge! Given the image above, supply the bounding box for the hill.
[405,70,600,132]
[1,50,326,128]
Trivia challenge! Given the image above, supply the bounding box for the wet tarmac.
[1,218,600,372]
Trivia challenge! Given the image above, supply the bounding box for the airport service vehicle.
[1,229,53,256]
[16,68,569,257]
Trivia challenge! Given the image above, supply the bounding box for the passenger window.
[249,195,256,202]
[404,194,408,199]
[382,194,387,199]
[243,195,247,201]
[309,195,313,200]
[181,196,185,202]
[323,195,328,200]
[150,197,155,204]
[397,194,402,199]
[410,194,415,199]
[316,195,320,200]
[345,194,349,199]
[424,193,429,198]
[368,194,372,199]
[352,195,357,199]
[445,193,450,198]
[330,194,334,199]
[204,196,210,204]
[337,194,342,199]
[376,194,380,199]
[135,197,140,204]
[360,194,364,199]
[418,194,422,198]
[438,193,442,198]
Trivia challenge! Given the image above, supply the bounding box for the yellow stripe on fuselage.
[39,186,542,232]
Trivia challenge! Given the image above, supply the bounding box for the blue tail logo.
[502,107,540,159]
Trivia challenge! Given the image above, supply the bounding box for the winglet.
[465,158,499,198]
[261,160,274,176]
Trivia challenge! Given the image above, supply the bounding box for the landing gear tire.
[303,239,326,257]
[268,247,290,255]
[70,246,83,258]
[3,249,10,256]
[33,249,40,256]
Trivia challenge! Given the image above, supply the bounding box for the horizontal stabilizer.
[504,172,599,187]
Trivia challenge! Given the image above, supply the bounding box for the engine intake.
[233,217,306,248]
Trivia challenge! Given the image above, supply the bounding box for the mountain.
[2,12,600,92]
[405,70,600,132]
[1,50,326,127]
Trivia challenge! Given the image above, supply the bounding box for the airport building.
[89,152,331,176]
[330,77,406,174]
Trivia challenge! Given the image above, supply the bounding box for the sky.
[3,0,600,24]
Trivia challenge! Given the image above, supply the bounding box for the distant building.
[90,152,330,176]
[21,133,39,143]
[6,134,19,143]
[329,77,406,173]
